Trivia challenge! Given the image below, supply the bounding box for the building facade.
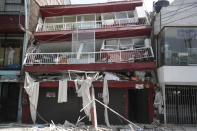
[0,0,26,122]
[22,0,156,125]
[154,0,197,124]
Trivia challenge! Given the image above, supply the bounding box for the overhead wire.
[163,11,197,25]
[161,0,185,24]
[161,4,197,22]
[161,3,197,18]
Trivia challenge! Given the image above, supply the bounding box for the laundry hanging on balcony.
[58,79,68,103]
[24,72,39,124]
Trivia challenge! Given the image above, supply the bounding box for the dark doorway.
[128,89,149,123]
[0,83,20,122]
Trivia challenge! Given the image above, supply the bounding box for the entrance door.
[166,86,197,124]
[0,83,20,122]
[128,88,149,123]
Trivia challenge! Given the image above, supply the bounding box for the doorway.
[0,83,20,122]
[128,88,149,123]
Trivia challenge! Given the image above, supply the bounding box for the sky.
[71,0,175,12]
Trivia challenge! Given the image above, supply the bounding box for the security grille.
[166,86,197,124]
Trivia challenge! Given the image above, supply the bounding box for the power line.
[161,4,197,22]
[161,0,185,24]
[164,12,197,25]
[161,3,197,17]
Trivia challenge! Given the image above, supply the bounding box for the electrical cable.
[161,3,197,19]
[161,0,185,24]
[163,11,197,25]
[161,4,197,22]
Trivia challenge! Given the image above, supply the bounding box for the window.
[45,17,63,23]
[157,27,197,66]
[77,15,95,22]
[64,16,76,23]
[115,12,127,19]
[0,34,23,70]
[128,11,134,18]
[6,0,24,4]
[102,13,115,20]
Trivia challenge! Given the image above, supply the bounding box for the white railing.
[36,17,148,32]
[24,47,154,65]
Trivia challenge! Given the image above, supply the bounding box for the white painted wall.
[158,66,197,85]
[154,0,197,35]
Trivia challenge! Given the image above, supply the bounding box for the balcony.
[36,17,148,32]
[24,47,154,65]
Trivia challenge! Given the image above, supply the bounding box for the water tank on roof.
[154,0,169,13]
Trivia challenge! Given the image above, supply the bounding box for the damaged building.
[1,0,157,126]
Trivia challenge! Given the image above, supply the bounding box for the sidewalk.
[0,123,197,131]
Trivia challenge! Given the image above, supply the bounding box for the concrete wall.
[157,66,197,85]
[154,0,197,35]
[28,0,40,33]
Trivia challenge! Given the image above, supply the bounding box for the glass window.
[45,17,63,23]
[115,12,127,19]
[128,11,134,18]
[77,15,95,22]
[64,16,76,23]
[102,13,115,20]
[105,39,119,50]
[0,35,23,70]
[157,27,197,66]
[6,0,23,4]
[96,14,101,21]
[119,38,133,50]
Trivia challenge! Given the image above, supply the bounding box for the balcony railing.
[24,47,154,65]
[164,48,197,66]
[36,17,149,32]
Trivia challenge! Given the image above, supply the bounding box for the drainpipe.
[17,0,29,123]
[161,83,167,124]
[22,0,29,66]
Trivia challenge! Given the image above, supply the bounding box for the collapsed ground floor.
[1,82,197,125]
[21,87,154,125]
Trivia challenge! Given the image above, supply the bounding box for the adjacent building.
[0,0,26,122]
[153,0,197,124]
[22,0,156,125]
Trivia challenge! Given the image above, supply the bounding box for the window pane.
[104,39,118,50]
[158,27,197,66]
[128,11,134,18]
[77,15,95,21]
[0,35,23,69]
[115,12,127,19]
[102,13,115,20]
[64,16,76,23]
[6,0,22,3]
[45,17,63,23]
